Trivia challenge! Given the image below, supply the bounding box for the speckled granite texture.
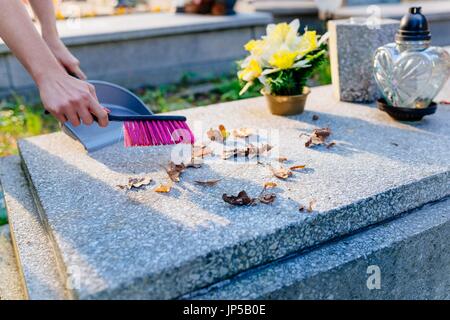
[17,84,450,299]
[186,197,450,300]
[0,157,67,300]
[0,225,25,300]
[328,19,399,102]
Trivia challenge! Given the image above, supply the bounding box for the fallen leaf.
[259,193,276,204]
[233,128,253,138]
[277,157,288,163]
[305,127,332,148]
[166,161,186,182]
[193,145,212,158]
[263,182,278,189]
[312,114,319,121]
[117,177,152,190]
[185,162,202,169]
[222,191,255,206]
[154,184,172,193]
[289,165,306,171]
[219,124,230,140]
[222,144,273,160]
[207,128,223,142]
[195,179,221,186]
[307,200,316,213]
[270,165,292,180]
[326,142,336,149]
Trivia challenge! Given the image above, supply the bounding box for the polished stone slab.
[186,197,450,300]
[18,83,450,299]
[0,156,67,300]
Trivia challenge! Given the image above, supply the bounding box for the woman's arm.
[0,0,107,127]
[28,0,86,80]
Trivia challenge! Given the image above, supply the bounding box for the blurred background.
[1,0,449,157]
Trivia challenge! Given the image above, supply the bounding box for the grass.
[0,96,59,157]
[0,58,331,157]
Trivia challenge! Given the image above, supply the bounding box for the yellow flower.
[265,19,301,49]
[271,23,291,41]
[244,39,266,56]
[298,31,318,56]
[238,59,262,82]
[269,50,298,69]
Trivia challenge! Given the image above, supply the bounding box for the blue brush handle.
[107,114,187,122]
[45,110,186,122]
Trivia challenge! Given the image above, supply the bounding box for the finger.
[68,64,87,80]
[50,110,68,124]
[64,108,81,127]
[77,106,94,126]
[88,98,109,128]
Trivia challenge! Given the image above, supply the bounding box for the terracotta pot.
[262,87,310,116]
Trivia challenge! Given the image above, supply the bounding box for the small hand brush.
[112,113,195,147]
[46,110,195,147]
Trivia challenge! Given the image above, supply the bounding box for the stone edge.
[0,13,273,54]
[185,196,450,299]
[0,156,68,300]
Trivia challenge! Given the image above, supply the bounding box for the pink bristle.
[151,121,164,145]
[124,123,132,147]
[154,121,170,145]
[139,121,151,146]
[123,118,195,147]
[144,122,155,146]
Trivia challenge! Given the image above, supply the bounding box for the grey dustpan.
[62,80,153,152]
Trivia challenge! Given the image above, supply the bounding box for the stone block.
[0,156,67,300]
[17,82,450,299]
[187,197,450,299]
[68,27,253,89]
[328,18,398,102]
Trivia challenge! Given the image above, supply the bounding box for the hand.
[44,36,87,80]
[36,71,109,127]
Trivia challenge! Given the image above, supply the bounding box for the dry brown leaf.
[222,144,273,160]
[233,128,253,138]
[222,191,255,206]
[277,157,288,163]
[117,177,152,190]
[154,184,172,193]
[166,161,186,182]
[270,165,292,180]
[289,165,306,171]
[207,128,223,142]
[305,127,332,148]
[326,142,336,149]
[259,193,276,204]
[307,200,316,213]
[195,179,221,186]
[193,145,212,158]
[263,182,278,189]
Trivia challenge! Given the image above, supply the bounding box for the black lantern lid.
[396,7,431,42]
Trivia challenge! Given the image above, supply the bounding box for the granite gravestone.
[328,18,398,102]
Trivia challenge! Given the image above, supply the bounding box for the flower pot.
[262,87,311,116]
